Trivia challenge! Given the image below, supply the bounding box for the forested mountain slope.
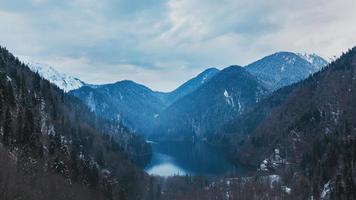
[70,68,220,136]
[70,80,168,136]
[69,52,326,139]
[0,47,151,200]
[154,66,269,140]
[214,47,356,199]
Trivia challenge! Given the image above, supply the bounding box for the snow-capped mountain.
[246,52,328,91]
[20,58,85,92]
[297,53,329,70]
[214,47,356,198]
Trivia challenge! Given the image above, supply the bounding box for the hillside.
[0,47,151,200]
[215,47,356,199]
[70,80,167,135]
[155,66,269,140]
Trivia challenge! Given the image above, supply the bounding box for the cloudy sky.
[1,0,356,91]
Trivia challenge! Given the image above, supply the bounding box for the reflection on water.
[145,141,246,177]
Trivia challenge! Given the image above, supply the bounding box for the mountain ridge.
[19,58,86,92]
[154,65,269,140]
[30,52,327,139]
[246,51,328,91]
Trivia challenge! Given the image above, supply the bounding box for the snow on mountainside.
[20,58,86,92]
[246,52,328,91]
[297,52,329,71]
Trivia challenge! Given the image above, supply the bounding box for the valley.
[1,44,356,199]
[2,1,355,199]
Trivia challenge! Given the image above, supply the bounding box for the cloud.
[0,0,356,91]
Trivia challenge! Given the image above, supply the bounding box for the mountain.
[70,80,168,135]
[68,52,326,140]
[246,52,328,91]
[215,48,356,199]
[20,58,86,92]
[154,66,269,141]
[70,68,220,136]
[297,52,329,70]
[0,47,151,199]
[165,68,220,104]
[151,52,327,140]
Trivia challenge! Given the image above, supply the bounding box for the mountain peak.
[110,80,155,92]
[166,67,220,103]
[220,65,246,75]
[297,52,329,70]
[246,51,328,90]
[19,57,86,92]
[223,65,244,70]
[114,79,137,86]
[201,67,220,73]
[195,67,220,83]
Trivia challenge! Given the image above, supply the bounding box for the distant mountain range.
[24,52,328,138]
[69,67,221,135]
[153,52,328,140]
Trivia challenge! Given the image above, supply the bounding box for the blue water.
[145,141,246,177]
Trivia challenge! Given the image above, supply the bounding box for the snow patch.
[321,181,332,200]
[282,186,292,194]
[224,89,235,108]
[258,148,286,172]
[86,92,96,112]
[201,75,208,83]
[297,53,328,70]
[223,90,229,98]
[267,175,281,188]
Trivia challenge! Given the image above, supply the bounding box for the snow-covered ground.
[19,57,85,92]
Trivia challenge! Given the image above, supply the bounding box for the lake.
[144,141,247,177]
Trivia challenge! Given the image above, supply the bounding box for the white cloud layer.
[0,0,355,91]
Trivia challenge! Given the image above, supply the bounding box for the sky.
[0,0,356,92]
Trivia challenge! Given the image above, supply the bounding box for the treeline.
[149,175,290,200]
